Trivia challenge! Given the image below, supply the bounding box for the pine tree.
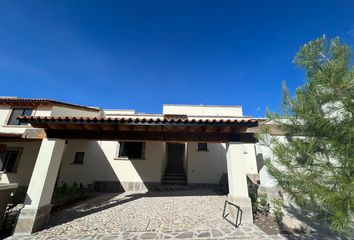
[259,36,354,233]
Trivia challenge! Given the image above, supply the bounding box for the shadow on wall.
[188,143,227,185]
[57,140,224,194]
[256,153,265,173]
[2,141,42,202]
[57,141,123,193]
[57,141,164,193]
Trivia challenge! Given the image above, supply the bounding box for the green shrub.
[250,193,258,216]
[71,182,78,194]
[257,193,270,216]
[272,198,284,223]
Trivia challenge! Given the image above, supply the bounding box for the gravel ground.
[6,189,332,239]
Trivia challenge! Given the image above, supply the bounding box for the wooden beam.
[146,125,163,132]
[189,126,203,133]
[117,125,131,131]
[205,126,218,132]
[83,124,101,131]
[219,126,232,133]
[45,129,257,143]
[0,138,41,143]
[48,124,67,130]
[66,124,85,130]
[101,124,116,131]
[132,125,147,131]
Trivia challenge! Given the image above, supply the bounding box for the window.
[118,142,145,159]
[73,152,85,164]
[0,148,22,172]
[197,143,208,151]
[7,108,33,125]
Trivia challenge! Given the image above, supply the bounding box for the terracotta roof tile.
[0,98,99,112]
[18,115,259,125]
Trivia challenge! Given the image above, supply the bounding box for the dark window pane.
[20,109,33,125]
[198,143,208,151]
[23,109,33,116]
[8,109,23,125]
[7,108,33,125]
[73,152,84,164]
[119,142,143,159]
[1,151,19,172]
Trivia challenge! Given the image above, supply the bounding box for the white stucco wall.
[256,135,288,188]
[163,105,243,117]
[51,106,100,117]
[57,140,165,187]
[187,143,227,184]
[242,143,258,174]
[0,106,52,135]
[0,105,100,136]
[0,107,11,128]
[0,139,261,193]
[0,141,41,186]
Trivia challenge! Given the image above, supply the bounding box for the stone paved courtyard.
[8,189,324,239]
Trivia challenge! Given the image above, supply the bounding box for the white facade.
[0,98,264,234]
[1,101,261,191]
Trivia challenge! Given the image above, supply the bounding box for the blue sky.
[0,0,353,117]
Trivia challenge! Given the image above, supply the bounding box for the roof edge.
[0,98,100,112]
[163,104,242,108]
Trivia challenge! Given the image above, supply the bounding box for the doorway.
[165,143,185,173]
[162,143,187,185]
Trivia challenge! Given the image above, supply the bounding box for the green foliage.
[260,36,354,233]
[257,193,270,216]
[272,198,284,223]
[250,193,258,216]
[251,193,275,217]
[71,182,78,194]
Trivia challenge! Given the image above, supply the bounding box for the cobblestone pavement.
[8,189,321,239]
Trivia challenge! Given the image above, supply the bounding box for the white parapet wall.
[163,104,243,117]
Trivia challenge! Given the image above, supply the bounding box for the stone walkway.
[7,189,320,239]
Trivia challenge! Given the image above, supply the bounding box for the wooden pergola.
[18,115,260,143]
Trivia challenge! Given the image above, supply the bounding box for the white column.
[226,142,253,223]
[14,138,65,235]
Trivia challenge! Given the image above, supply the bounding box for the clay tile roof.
[18,115,260,126]
[0,97,99,112]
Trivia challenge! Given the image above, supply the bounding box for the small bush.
[272,198,284,223]
[250,193,258,216]
[71,182,78,194]
[257,193,270,216]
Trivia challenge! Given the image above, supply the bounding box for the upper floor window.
[118,142,145,159]
[197,143,208,151]
[0,148,23,172]
[73,152,85,164]
[7,108,33,125]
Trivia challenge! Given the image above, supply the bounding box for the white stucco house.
[0,97,269,235]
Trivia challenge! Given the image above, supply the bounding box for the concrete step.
[164,172,186,176]
[161,179,187,185]
[163,176,186,180]
[159,185,190,191]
